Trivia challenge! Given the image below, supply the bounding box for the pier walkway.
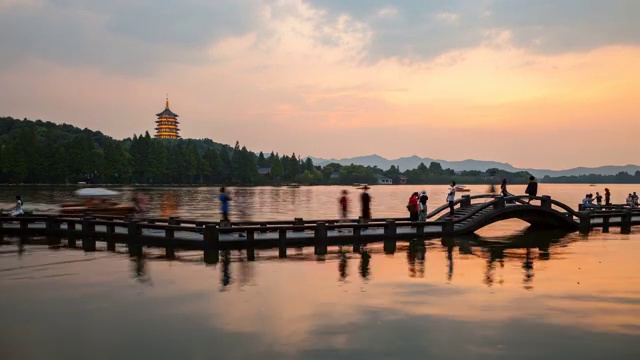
[1,194,639,262]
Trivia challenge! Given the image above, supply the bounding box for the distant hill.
[309,154,640,178]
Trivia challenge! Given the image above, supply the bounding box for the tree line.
[4,116,623,186]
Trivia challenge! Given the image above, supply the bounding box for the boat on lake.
[60,188,136,216]
[455,185,471,192]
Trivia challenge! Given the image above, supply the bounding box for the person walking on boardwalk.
[339,190,349,222]
[219,186,232,226]
[359,186,372,223]
[9,195,24,217]
[418,190,429,221]
[447,182,456,218]
[633,192,639,207]
[605,188,611,205]
[407,192,419,222]
[524,176,538,203]
[595,192,603,206]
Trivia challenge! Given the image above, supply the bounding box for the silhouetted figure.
[339,190,349,221]
[633,192,639,207]
[627,193,636,208]
[447,182,456,218]
[418,190,429,221]
[407,192,419,222]
[524,176,538,203]
[359,186,371,223]
[500,178,508,197]
[488,184,496,194]
[219,187,231,226]
[605,188,611,205]
[595,192,603,206]
[131,253,151,284]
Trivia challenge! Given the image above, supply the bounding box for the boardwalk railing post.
[246,230,255,261]
[203,225,220,264]
[278,229,287,258]
[621,209,632,234]
[602,216,610,233]
[294,218,304,232]
[493,197,506,210]
[416,223,425,238]
[541,195,551,209]
[442,219,454,236]
[578,211,590,234]
[67,221,77,248]
[165,225,175,259]
[461,195,471,208]
[82,216,96,252]
[106,222,116,251]
[352,226,362,253]
[383,220,397,254]
[46,216,61,246]
[167,217,178,238]
[127,220,142,257]
[315,222,328,255]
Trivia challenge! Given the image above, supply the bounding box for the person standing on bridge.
[418,190,429,221]
[595,192,603,206]
[500,178,509,197]
[360,186,372,224]
[605,188,611,205]
[339,190,349,222]
[407,192,419,222]
[447,182,456,218]
[219,186,232,226]
[524,176,538,203]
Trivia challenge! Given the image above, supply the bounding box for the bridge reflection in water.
[90,225,574,291]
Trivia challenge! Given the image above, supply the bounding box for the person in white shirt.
[447,182,456,218]
[10,195,24,217]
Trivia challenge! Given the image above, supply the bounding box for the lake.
[1,184,639,359]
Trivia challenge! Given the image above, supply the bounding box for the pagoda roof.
[156,108,179,117]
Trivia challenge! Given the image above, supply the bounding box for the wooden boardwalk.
[1,194,639,262]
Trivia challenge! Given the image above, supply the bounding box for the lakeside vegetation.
[1,117,638,185]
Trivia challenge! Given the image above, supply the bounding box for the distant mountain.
[309,154,640,178]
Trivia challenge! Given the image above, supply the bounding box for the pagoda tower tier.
[154,96,180,139]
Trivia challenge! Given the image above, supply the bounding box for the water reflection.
[338,247,348,282]
[220,250,231,290]
[407,240,426,278]
[130,253,152,285]
[359,249,371,281]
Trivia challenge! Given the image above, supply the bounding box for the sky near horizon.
[0,0,638,170]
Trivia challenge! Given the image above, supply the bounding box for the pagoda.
[154,95,180,139]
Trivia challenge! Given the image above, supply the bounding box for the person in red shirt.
[408,192,419,221]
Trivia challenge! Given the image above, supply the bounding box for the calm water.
[1,184,640,359]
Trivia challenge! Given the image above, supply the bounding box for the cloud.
[305,0,640,61]
[0,0,264,74]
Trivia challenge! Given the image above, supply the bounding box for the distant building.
[330,172,340,180]
[376,175,392,185]
[398,176,408,185]
[257,167,271,175]
[154,96,180,139]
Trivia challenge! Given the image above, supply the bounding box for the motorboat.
[455,185,471,192]
[60,188,136,216]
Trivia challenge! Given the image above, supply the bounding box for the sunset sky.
[1,0,638,169]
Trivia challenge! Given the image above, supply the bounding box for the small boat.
[60,188,136,216]
[455,185,471,192]
[286,183,301,188]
